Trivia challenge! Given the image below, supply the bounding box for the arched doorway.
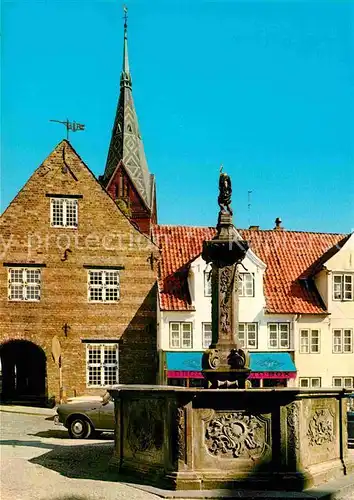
[0,340,47,404]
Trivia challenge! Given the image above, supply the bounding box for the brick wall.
[0,140,159,402]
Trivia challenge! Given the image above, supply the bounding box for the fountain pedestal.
[202,211,250,388]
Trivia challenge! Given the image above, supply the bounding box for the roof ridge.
[153,224,348,237]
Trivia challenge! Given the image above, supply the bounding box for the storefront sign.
[168,370,204,379]
[249,372,297,380]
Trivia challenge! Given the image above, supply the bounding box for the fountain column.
[202,170,250,388]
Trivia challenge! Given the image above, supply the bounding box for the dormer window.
[204,268,212,296]
[239,273,255,297]
[333,274,353,301]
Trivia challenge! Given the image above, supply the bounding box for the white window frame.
[333,273,354,301]
[333,377,353,389]
[204,269,212,297]
[8,268,41,302]
[299,377,321,388]
[239,273,255,297]
[299,329,320,354]
[169,322,193,349]
[50,197,78,228]
[87,269,120,303]
[267,323,290,349]
[86,343,119,387]
[202,322,212,348]
[238,323,258,349]
[332,328,353,354]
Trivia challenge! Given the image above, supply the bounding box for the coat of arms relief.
[205,411,268,460]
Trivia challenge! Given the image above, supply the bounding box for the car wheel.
[68,417,93,439]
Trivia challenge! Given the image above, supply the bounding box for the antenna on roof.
[50,119,85,141]
[247,190,252,227]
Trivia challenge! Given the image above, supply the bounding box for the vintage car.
[55,392,114,438]
[348,404,354,448]
[348,411,354,447]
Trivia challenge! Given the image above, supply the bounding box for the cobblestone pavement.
[1,410,354,500]
[0,411,160,500]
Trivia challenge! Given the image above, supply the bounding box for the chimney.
[274,217,283,230]
[249,225,260,230]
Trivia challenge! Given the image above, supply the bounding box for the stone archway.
[0,340,47,404]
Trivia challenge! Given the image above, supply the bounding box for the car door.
[98,400,115,431]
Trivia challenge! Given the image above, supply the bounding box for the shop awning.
[166,351,296,380]
[166,351,203,379]
[249,352,297,379]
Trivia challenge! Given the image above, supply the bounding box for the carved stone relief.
[207,349,220,369]
[177,407,186,463]
[307,408,334,447]
[287,402,300,452]
[127,399,164,455]
[205,412,266,459]
[219,266,233,334]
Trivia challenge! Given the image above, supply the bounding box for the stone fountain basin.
[108,386,354,491]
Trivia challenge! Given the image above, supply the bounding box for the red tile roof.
[152,225,348,314]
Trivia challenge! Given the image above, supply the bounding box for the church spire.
[102,6,156,229]
[120,7,131,89]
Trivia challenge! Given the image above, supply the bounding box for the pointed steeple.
[120,9,132,89]
[102,8,154,215]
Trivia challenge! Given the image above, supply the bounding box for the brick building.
[0,17,158,404]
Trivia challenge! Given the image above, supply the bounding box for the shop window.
[263,379,287,388]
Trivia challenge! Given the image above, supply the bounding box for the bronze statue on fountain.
[202,168,251,388]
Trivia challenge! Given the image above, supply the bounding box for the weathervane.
[50,119,85,140]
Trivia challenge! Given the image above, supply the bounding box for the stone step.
[123,472,354,500]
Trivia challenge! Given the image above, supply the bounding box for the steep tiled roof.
[152,225,348,314]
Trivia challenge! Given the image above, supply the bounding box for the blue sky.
[1,1,353,233]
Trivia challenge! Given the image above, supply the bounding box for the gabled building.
[0,13,159,405]
[152,223,354,389]
[99,17,157,236]
[0,140,158,404]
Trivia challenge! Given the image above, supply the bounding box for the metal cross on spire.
[123,5,128,28]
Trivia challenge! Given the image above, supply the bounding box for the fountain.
[109,171,353,492]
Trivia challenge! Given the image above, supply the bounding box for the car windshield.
[347,393,354,412]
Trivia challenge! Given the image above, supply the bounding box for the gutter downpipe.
[292,314,300,387]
